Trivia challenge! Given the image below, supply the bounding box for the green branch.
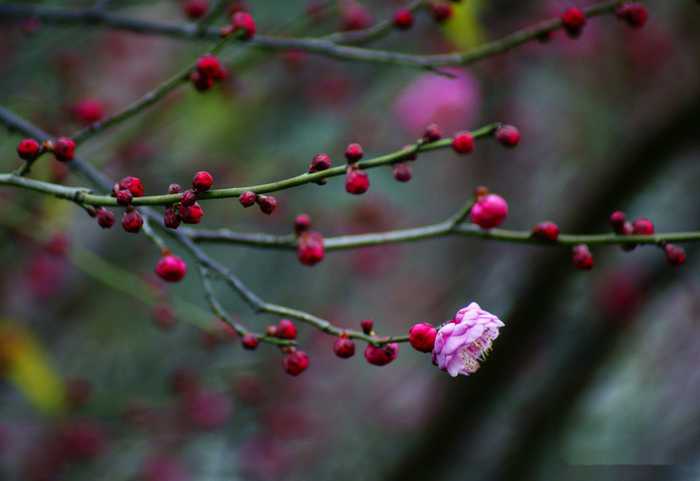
[0,124,499,207]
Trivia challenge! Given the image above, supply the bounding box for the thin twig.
[198,265,294,347]
[142,217,169,253]
[70,35,234,143]
[322,0,425,45]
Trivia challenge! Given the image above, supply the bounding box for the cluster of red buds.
[110,176,146,233]
[571,209,686,271]
[609,210,685,266]
[191,54,227,92]
[163,171,212,229]
[17,137,76,163]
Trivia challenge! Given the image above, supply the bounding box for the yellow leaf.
[443,0,484,51]
[0,321,65,415]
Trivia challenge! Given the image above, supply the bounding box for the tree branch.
[185,222,700,250]
[0,1,625,68]
[0,123,500,207]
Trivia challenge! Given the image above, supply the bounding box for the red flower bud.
[393,8,414,30]
[392,162,412,182]
[53,137,76,162]
[664,244,686,267]
[71,99,104,125]
[232,11,256,40]
[431,3,453,23]
[333,336,356,358]
[122,209,143,233]
[345,166,369,195]
[239,190,257,207]
[294,214,312,234]
[616,3,648,29]
[179,202,205,224]
[184,0,209,20]
[423,123,442,142]
[276,319,297,340]
[181,189,197,207]
[241,334,259,350]
[345,143,364,163]
[164,206,181,229]
[256,195,277,215]
[610,210,626,234]
[561,7,586,38]
[17,138,41,161]
[155,254,187,282]
[632,218,654,235]
[115,189,133,206]
[192,170,214,192]
[118,176,145,197]
[96,208,115,229]
[408,323,437,353]
[470,194,508,229]
[531,221,560,241]
[309,152,332,173]
[282,350,309,376]
[452,131,475,154]
[572,244,593,270]
[297,231,325,266]
[364,343,399,366]
[495,124,520,148]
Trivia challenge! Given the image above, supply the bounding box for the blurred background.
[1,1,699,480]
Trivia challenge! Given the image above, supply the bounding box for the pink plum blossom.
[432,302,504,377]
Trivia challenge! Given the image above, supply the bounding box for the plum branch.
[0,107,410,347]
[0,1,625,69]
[185,221,700,251]
[1,123,499,207]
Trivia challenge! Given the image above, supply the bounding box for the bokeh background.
[1,1,699,480]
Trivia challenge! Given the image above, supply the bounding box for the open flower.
[432,302,504,377]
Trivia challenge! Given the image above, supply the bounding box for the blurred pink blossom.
[393,69,481,137]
